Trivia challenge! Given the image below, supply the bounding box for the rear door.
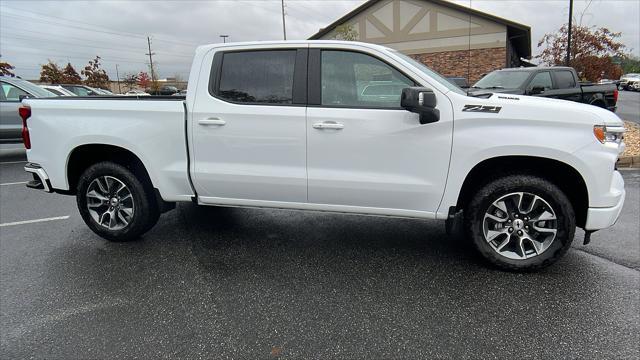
[544,70,582,102]
[305,48,453,214]
[190,46,309,203]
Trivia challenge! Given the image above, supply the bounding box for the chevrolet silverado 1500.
[20,41,626,271]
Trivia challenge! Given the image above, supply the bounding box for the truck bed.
[22,97,194,202]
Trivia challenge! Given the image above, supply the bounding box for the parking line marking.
[0,216,70,227]
[0,181,28,186]
[0,161,27,165]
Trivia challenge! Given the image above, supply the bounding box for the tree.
[138,71,151,89]
[122,73,139,91]
[537,24,627,81]
[82,56,110,89]
[61,63,82,84]
[619,56,640,74]
[39,60,64,84]
[334,24,358,41]
[0,57,15,77]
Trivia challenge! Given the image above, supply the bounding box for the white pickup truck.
[20,41,626,271]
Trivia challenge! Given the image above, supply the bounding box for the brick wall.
[411,47,506,84]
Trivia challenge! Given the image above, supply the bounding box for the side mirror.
[19,94,31,101]
[401,87,440,124]
[529,85,545,95]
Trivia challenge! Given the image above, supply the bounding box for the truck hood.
[455,92,624,127]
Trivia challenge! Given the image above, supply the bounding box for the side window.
[555,71,576,89]
[528,72,553,90]
[1,82,29,101]
[217,50,296,104]
[321,50,413,108]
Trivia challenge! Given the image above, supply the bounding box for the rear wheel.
[76,161,159,241]
[464,175,575,271]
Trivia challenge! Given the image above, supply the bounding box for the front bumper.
[24,163,53,193]
[584,171,625,230]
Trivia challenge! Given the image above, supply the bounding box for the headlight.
[593,125,625,144]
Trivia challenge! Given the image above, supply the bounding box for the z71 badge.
[462,105,502,113]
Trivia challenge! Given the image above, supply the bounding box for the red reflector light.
[19,106,31,149]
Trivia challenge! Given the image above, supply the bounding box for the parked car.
[447,77,469,88]
[173,89,187,96]
[20,41,625,271]
[39,85,77,97]
[619,73,640,90]
[94,88,115,95]
[468,67,618,111]
[1,77,55,143]
[58,84,103,96]
[149,85,179,95]
[124,89,151,96]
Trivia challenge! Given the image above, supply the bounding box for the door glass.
[555,71,576,89]
[1,82,28,101]
[528,72,553,90]
[321,50,413,108]
[218,50,296,104]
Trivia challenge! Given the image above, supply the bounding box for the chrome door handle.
[312,121,344,130]
[199,118,226,126]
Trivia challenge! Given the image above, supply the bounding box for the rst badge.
[462,105,502,113]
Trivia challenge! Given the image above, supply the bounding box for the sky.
[0,0,638,80]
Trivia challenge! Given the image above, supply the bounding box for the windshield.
[391,51,466,95]
[5,78,56,98]
[473,71,530,89]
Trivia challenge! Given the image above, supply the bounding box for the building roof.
[308,0,531,58]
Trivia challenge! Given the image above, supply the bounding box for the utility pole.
[146,36,156,84]
[220,35,229,43]
[566,0,574,66]
[281,0,287,40]
[115,64,121,94]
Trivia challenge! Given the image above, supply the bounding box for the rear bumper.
[24,163,53,193]
[584,171,626,230]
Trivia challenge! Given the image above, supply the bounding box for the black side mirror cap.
[401,87,440,124]
[18,94,31,101]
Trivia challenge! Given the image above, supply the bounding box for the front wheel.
[464,175,576,271]
[76,161,159,242]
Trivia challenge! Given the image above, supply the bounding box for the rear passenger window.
[217,50,296,104]
[555,71,576,89]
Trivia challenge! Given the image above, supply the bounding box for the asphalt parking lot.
[1,144,638,359]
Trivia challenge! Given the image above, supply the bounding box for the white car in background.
[619,73,640,90]
[124,89,150,96]
[39,85,77,97]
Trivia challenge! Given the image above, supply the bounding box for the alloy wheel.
[482,192,558,260]
[86,176,134,230]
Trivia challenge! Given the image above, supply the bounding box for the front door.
[306,49,453,214]
[191,47,308,203]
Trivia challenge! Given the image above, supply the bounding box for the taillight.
[613,88,619,103]
[19,106,31,149]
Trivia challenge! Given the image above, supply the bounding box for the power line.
[1,33,194,59]
[0,11,199,47]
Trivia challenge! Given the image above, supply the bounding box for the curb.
[617,155,640,168]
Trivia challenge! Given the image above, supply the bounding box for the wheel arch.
[66,144,155,195]
[455,155,589,227]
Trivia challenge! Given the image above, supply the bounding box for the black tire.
[76,161,159,242]
[464,174,575,271]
